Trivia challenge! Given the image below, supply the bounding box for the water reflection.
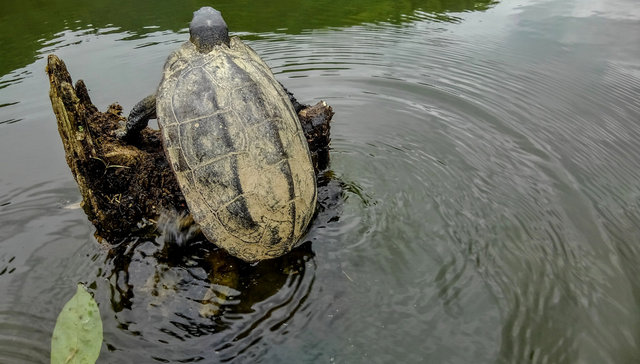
[0,0,497,77]
[100,175,343,362]
[105,237,315,361]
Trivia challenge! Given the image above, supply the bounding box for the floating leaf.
[51,283,103,364]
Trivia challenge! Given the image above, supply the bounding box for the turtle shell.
[156,36,317,262]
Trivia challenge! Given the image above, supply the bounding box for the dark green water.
[1,0,640,363]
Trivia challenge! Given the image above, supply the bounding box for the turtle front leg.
[115,93,157,140]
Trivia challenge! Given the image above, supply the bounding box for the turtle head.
[189,7,230,53]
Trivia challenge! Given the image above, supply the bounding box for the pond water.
[1,0,640,363]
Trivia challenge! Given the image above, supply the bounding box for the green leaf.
[51,283,103,364]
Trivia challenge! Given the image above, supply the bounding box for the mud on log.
[46,54,334,240]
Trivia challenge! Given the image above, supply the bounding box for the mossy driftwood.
[46,54,333,241]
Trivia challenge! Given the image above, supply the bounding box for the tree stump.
[46,54,334,242]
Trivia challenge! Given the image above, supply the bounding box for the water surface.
[1,0,640,363]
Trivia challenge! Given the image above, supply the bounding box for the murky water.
[2,0,640,363]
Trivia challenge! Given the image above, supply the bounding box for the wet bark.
[46,54,334,241]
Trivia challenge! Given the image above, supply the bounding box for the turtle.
[118,7,317,262]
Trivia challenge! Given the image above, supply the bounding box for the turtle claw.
[114,126,129,140]
[114,122,139,142]
[113,128,127,140]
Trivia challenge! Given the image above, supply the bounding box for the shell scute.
[203,53,254,90]
[217,195,264,243]
[166,147,189,173]
[172,67,220,122]
[250,160,295,217]
[247,122,286,166]
[192,156,243,211]
[231,85,276,127]
[178,112,246,168]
